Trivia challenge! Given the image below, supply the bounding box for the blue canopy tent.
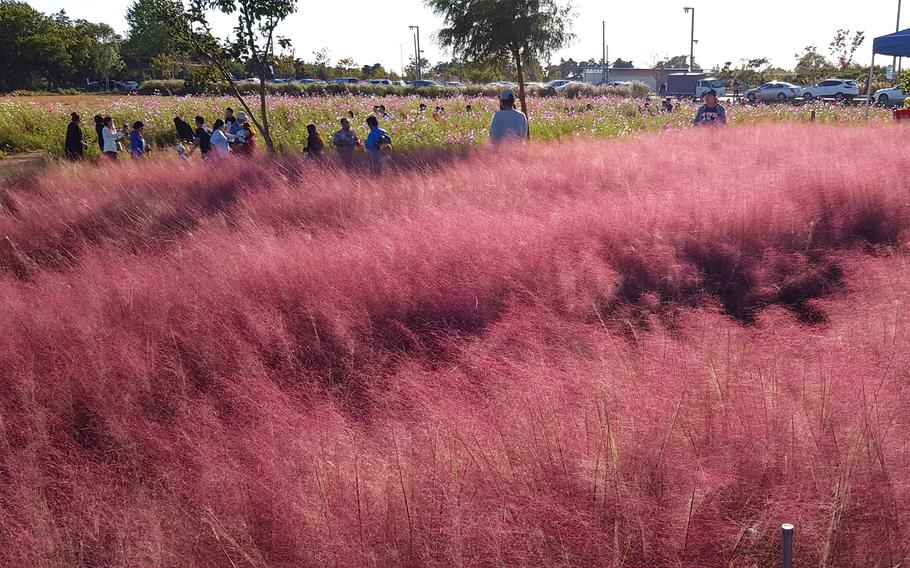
[867,28,910,114]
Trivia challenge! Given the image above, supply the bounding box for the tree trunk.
[257,62,275,154]
[513,48,530,139]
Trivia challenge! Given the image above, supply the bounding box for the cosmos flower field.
[0,93,894,157]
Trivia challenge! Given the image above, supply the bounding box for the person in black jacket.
[64,112,87,161]
[93,114,104,152]
[173,115,195,143]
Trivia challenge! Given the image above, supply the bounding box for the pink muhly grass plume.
[0,123,909,566]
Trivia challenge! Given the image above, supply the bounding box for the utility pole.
[409,26,422,81]
[896,0,903,80]
[684,7,695,73]
[602,21,607,84]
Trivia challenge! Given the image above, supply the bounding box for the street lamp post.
[602,21,608,84]
[409,25,422,81]
[683,7,695,73]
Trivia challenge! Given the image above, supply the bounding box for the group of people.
[62,87,723,168]
[173,108,257,160]
[64,107,259,162]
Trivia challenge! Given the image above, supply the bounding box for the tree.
[152,0,297,154]
[426,0,575,119]
[658,54,696,70]
[149,52,182,79]
[794,45,834,85]
[275,52,296,78]
[0,3,90,89]
[76,21,125,87]
[829,29,865,73]
[612,58,633,68]
[122,0,184,79]
[405,55,432,80]
[360,63,387,80]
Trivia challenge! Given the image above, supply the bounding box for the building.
[577,67,691,92]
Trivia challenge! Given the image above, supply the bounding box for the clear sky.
[27,0,904,74]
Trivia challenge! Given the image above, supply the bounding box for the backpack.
[377,132,392,148]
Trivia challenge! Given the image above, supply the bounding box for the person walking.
[190,116,213,158]
[332,117,361,167]
[693,89,727,126]
[64,112,87,161]
[304,123,326,159]
[364,115,392,174]
[174,115,195,143]
[130,121,147,158]
[101,116,125,161]
[93,115,105,152]
[489,89,529,144]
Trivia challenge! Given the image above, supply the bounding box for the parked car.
[112,80,140,91]
[296,78,326,85]
[604,81,632,88]
[546,79,573,91]
[368,79,392,86]
[445,81,465,87]
[695,78,726,98]
[744,82,801,102]
[411,79,440,88]
[799,79,859,101]
[330,77,361,85]
[873,86,907,105]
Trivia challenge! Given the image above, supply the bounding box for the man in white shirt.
[489,89,528,144]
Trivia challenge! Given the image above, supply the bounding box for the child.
[176,144,189,161]
[304,123,325,158]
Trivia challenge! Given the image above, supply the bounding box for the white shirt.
[210,129,231,155]
[490,109,528,144]
[101,127,124,153]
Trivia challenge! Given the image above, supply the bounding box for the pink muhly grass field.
[1,123,910,567]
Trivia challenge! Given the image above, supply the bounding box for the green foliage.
[183,65,222,94]
[655,55,698,70]
[426,0,574,114]
[794,45,835,85]
[830,29,865,73]
[158,0,298,153]
[0,95,893,158]
[122,0,184,78]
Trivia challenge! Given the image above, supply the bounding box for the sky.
[28,0,904,75]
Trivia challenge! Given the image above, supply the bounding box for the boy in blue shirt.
[364,115,392,174]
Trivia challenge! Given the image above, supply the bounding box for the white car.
[800,79,859,101]
[744,82,801,102]
[548,80,584,91]
[695,78,726,98]
[546,80,573,90]
[873,87,907,105]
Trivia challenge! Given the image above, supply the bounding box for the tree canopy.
[426,0,574,115]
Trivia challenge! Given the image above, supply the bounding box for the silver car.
[744,82,800,102]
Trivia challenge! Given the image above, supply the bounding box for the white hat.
[176,145,186,153]
[500,88,515,100]
[236,111,247,121]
